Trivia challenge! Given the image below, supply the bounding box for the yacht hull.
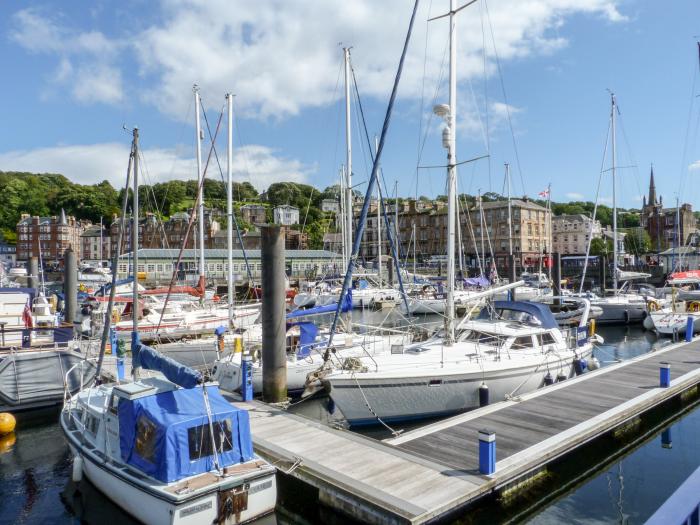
[594,302,647,325]
[649,312,700,336]
[325,349,593,426]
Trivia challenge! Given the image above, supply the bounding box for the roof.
[474,199,547,211]
[659,246,698,256]
[274,204,299,211]
[240,203,266,209]
[119,248,338,259]
[80,225,107,237]
[552,214,596,222]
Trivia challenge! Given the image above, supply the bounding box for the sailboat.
[317,0,596,426]
[61,127,276,525]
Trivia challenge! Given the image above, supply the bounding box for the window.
[156,264,163,273]
[511,336,534,349]
[188,419,233,460]
[135,414,158,464]
[538,332,556,346]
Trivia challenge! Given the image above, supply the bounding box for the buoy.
[556,372,567,382]
[0,413,16,435]
[588,356,601,371]
[573,358,588,375]
[544,372,554,386]
[479,383,490,407]
[72,455,83,482]
[0,432,15,453]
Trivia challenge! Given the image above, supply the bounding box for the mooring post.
[261,225,287,403]
[241,354,254,401]
[552,252,562,307]
[660,362,671,388]
[28,256,39,291]
[686,316,694,343]
[661,428,672,449]
[64,247,77,324]
[478,429,496,475]
[507,254,516,301]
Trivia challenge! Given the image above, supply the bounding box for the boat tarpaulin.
[118,385,254,483]
[480,301,558,329]
[286,289,352,319]
[287,321,319,358]
[463,276,490,287]
[134,343,202,388]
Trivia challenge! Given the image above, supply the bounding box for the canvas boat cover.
[0,349,96,407]
[118,385,254,483]
[135,343,202,388]
[287,289,352,318]
[479,301,558,329]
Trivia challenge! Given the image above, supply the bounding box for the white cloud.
[10,8,124,104]
[0,143,311,191]
[689,160,700,171]
[566,192,584,200]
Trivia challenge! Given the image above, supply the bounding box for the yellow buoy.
[0,432,15,453]
[0,412,16,435]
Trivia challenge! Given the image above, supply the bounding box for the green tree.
[590,237,613,256]
[624,229,651,255]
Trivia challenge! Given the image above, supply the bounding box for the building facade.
[239,204,267,225]
[641,167,697,251]
[273,205,300,226]
[551,214,602,255]
[16,210,87,262]
[80,225,111,261]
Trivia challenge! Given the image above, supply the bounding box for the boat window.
[511,336,534,349]
[108,394,120,415]
[462,330,500,346]
[135,414,158,464]
[538,332,557,345]
[85,413,100,436]
[188,419,233,461]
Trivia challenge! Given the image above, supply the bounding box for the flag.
[22,299,33,328]
[538,188,550,199]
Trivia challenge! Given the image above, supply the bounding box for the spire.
[648,164,657,206]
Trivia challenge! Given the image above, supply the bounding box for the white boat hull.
[649,311,700,336]
[326,348,593,425]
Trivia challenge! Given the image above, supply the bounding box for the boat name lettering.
[249,479,273,495]
[179,501,212,517]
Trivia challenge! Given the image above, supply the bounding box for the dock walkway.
[236,338,700,524]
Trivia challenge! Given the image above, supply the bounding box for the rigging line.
[416,0,435,201]
[484,0,525,195]
[579,115,612,293]
[678,44,700,198]
[614,106,644,208]
[480,0,492,191]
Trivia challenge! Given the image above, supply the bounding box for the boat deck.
[234,337,700,524]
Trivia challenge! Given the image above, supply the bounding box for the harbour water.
[1,324,695,524]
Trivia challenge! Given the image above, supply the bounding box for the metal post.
[261,225,287,403]
[660,362,671,388]
[28,256,39,291]
[64,247,77,324]
[686,316,694,342]
[553,252,562,307]
[507,254,517,302]
[478,429,496,475]
[241,354,253,401]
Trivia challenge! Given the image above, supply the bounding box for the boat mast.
[132,127,140,379]
[375,136,382,284]
[194,86,206,293]
[344,47,353,332]
[611,92,618,293]
[226,93,234,327]
[506,162,513,257]
[444,0,458,344]
[395,179,399,283]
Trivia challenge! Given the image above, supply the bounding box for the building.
[323,232,343,253]
[116,248,340,284]
[601,227,631,264]
[551,214,602,255]
[0,234,16,265]
[273,205,300,226]
[239,204,267,225]
[641,167,697,251]
[321,198,340,214]
[80,224,111,261]
[16,210,87,262]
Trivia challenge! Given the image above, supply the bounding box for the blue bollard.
[661,428,672,449]
[478,429,496,475]
[240,354,254,401]
[660,362,671,388]
[686,316,695,342]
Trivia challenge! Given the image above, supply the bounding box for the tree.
[624,229,651,255]
[590,237,613,257]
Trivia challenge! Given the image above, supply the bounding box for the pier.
[234,337,700,524]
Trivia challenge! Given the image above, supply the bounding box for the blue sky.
[0,0,699,209]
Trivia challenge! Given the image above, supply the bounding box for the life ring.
[689,302,700,313]
[647,300,661,312]
[111,309,121,324]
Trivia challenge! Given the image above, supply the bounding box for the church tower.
[647,165,657,207]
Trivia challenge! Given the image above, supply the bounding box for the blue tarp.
[287,321,319,358]
[463,276,490,287]
[134,343,202,388]
[479,301,558,329]
[286,289,352,319]
[95,277,134,297]
[118,385,254,483]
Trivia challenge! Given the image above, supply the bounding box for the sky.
[1,0,699,209]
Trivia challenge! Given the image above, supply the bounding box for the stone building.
[239,204,267,225]
[551,214,602,255]
[16,210,87,262]
[641,167,697,251]
[80,224,111,261]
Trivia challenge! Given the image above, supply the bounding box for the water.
[0,325,693,524]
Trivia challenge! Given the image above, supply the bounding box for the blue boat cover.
[287,321,319,358]
[479,301,558,329]
[463,276,490,287]
[134,343,202,389]
[118,385,254,483]
[286,289,352,319]
[95,277,134,296]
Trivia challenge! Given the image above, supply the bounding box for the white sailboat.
[319,1,596,426]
